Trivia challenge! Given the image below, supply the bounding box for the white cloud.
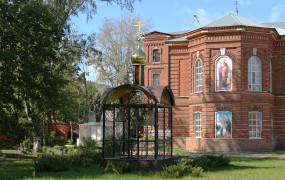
[270,4,285,22]
[175,6,223,31]
[194,8,212,26]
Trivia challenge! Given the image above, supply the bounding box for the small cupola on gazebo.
[101,22,175,167]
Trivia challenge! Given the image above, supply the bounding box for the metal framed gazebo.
[101,84,174,161]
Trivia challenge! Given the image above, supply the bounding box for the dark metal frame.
[102,103,173,160]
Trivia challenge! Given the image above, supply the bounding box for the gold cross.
[134,21,143,33]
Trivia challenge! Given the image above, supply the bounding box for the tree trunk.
[33,136,41,153]
[47,112,52,145]
[25,100,42,152]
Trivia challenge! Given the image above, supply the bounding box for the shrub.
[41,145,78,156]
[78,137,101,166]
[104,161,131,174]
[45,132,65,146]
[0,141,17,149]
[160,160,191,178]
[34,138,101,172]
[191,166,204,177]
[19,138,33,154]
[34,154,71,172]
[79,137,97,154]
[191,155,230,170]
[77,150,101,167]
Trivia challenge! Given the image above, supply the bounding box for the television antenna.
[193,14,201,26]
[235,0,239,15]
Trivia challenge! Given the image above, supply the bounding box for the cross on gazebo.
[134,21,143,33]
[134,21,143,41]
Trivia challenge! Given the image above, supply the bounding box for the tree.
[0,0,78,150]
[94,16,149,87]
[0,0,139,151]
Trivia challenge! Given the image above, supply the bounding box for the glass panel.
[152,74,160,86]
[248,56,262,91]
[249,111,262,138]
[194,112,202,137]
[195,60,203,92]
[153,49,160,62]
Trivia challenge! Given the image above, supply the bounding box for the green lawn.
[1,149,285,180]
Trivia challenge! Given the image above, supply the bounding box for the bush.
[41,145,78,156]
[77,150,101,167]
[34,139,101,172]
[191,166,204,177]
[34,154,71,172]
[160,160,191,178]
[44,132,65,146]
[78,137,101,166]
[104,161,131,174]
[191,155,230,170]
[79,137,97,154]
[19,138,33,154]
[0,141,17,149]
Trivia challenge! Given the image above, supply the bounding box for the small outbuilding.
[101,84,174,161]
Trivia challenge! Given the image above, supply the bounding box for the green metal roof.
[203,13,264,28]
[146,13,285,40]
[261,22,285,29]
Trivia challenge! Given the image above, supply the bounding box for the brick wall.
[144,27,285,152]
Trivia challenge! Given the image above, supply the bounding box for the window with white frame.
[152,74,160,86]
[194,112,202,138]
[248,111,262,138]
[248,56,262,92]
[195,59,203,93]
[153,49,160,63]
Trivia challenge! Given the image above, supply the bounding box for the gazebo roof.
[100,84,175,105]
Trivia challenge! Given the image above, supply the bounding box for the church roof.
[145,13,285,40]
[261,22,285,35]
[203,13,263,28]
[261,22,285,29]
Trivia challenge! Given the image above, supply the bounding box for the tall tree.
[94,16,149,87]
[0,0,138,150]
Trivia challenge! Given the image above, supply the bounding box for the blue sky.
[71,0,285,81]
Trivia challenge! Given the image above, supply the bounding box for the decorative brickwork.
[144,24,285,152]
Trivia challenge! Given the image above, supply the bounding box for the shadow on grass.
[34,166,104,179]
[208,163,275,173]
[0,158,34,180]
[230,156,281,162]
[34,165,159,179]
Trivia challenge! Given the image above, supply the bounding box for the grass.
[1,149,285,180]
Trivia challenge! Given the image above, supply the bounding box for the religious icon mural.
[215,56,232,91]
[215,111,232,138]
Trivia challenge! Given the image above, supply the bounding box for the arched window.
[215,56,232,91]
[248,56,262,92]
[194,59,202,93]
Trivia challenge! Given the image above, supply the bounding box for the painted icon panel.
[216,56,232,91]
[215,111,232,138]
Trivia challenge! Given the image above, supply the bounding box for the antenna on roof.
[235,0,239,15]
[193,14,201,26]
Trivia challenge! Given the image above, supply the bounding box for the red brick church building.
[143,14,285,152]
